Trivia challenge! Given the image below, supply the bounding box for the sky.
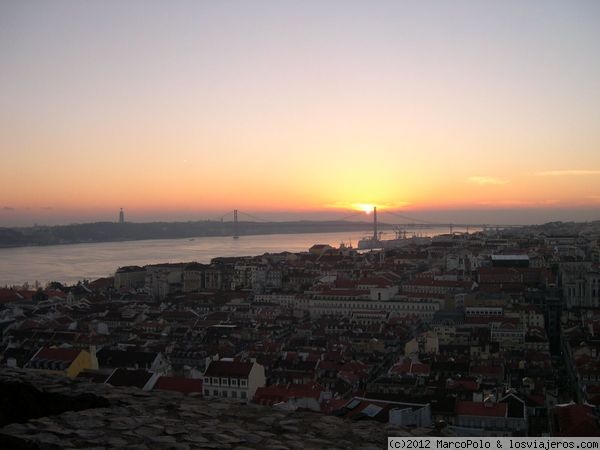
[1,0,599,226]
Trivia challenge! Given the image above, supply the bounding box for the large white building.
[561,265,600,309]
[203,359,266,403]
[256,293,441,322]
[144,263,186,299]
[114,266,146,290]
[309,296,440,322]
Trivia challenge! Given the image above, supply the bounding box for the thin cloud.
[325,201,411,210]
[535,170,600,176]
[477,199,563,207]
[467,176,509,185]
[2,206,16,211]
[492,200,529,206]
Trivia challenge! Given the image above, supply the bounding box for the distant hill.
[0,220,389,248]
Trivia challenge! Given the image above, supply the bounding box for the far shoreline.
[0,220,400,250]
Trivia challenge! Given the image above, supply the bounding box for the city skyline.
[1,1,600,226]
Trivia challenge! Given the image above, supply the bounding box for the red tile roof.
[554,404,600,437]
[89,277,114,290]
[33,347,82,362]
[334,279,358,289]
[45,290,67,299]
[314,289,369,297]
[470,364,504,375]
[447,379,478,392]
[390,358,430,376]
[406,279,473,288]
[526,394,545,407]
[358,277,393,288]
[204,360,253,378]
[456,401,507,417]
[404,292,446,299]
[153,376,203,394]
[0,288,18,303]
[17,290,38,301]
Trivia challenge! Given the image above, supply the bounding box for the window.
[231,390,237,398]
[221,378,229,386]
[204,377,210,384]
[241,391,247,399]
[212,377,219,385]
[213,390,218,396]
[204,389,210,396]
[231,379,238,386]
[240,379,247,387]
[222,390,228,398]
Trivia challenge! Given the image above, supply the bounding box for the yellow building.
[25,347,96,378]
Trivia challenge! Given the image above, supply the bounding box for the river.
[0,227,471,286]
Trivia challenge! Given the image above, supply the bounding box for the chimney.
[89,345,98,370]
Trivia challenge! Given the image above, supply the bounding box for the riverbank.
[0,220,391,249]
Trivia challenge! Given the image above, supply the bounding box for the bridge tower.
[233,209,239,239]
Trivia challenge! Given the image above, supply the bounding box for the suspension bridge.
[212,208,523,239]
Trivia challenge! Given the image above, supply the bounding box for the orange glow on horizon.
[351,203,377,214]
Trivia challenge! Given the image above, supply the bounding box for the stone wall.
[0,368,435,449]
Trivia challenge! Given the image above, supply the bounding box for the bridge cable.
[379,209,439,225]
[236,210,270,222]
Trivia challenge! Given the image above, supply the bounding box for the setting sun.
[353,204,377,214]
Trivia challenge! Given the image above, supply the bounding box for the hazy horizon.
[2,1,599,226]
[1,206,599,228]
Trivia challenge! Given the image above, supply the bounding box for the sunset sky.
[1,1,599,226]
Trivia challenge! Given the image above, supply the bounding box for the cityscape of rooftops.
[1,0,600,446]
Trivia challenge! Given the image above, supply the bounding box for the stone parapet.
[0,368,432,449]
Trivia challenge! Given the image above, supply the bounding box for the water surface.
[0,227,467,286]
